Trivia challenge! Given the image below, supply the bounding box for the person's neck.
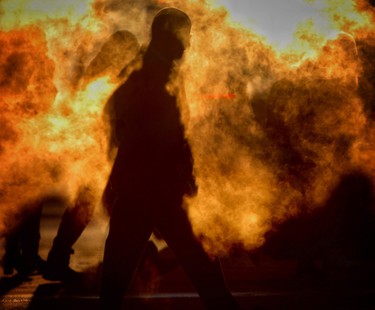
[144,44,177,72]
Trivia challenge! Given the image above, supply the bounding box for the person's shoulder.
[112,70,144,107]
[117,69,140,90]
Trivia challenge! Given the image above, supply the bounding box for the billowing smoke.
[0,0,374,257]
[166,0,375,254]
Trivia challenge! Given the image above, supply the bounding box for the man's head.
[150,8,191,61]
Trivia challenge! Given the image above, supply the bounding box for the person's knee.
[71,185,97,225]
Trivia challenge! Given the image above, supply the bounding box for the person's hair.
[151,7,191,41]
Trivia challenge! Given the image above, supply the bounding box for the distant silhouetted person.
[42,30,139,282]
[3,201,44,276]
[100,8,240,310]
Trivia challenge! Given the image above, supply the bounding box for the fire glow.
[0,0,374,256]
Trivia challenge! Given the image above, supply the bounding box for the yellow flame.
[1,0,375,255]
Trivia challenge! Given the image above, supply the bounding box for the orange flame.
[1,0,375,256]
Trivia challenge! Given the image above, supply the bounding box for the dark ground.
[0,204,375,310]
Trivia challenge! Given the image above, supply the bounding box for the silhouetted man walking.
[100,7,240,310]
[42,30,140,282]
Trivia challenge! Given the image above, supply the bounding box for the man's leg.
[157,204,240,310]
[100,195,153,310]
[19,204,45,274]
[44,186,95,281]
[4,202,44,276]
[3,234,21,275]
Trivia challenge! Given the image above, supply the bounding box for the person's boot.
[3,235,45,276]
[43,245,81,283]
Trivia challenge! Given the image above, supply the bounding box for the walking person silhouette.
[42,30,140,283]
[100,7,240,310]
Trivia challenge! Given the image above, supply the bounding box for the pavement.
[1,204,375,310]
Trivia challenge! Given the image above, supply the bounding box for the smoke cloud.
[0,0,374,256]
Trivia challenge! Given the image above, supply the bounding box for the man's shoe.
[43,247,82,283]
[3,253,45,276]
[43,262,82,283]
